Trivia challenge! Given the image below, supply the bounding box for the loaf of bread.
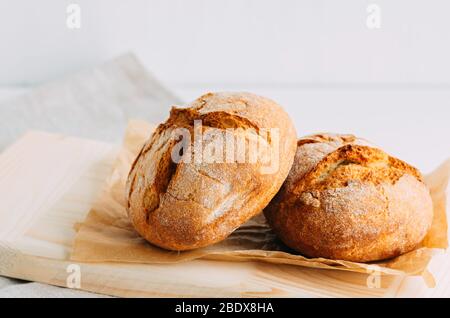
[126,92,297,251]
[264,133,433,262]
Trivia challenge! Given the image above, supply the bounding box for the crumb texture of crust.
[126,92,297,251]
[264,133,434,262]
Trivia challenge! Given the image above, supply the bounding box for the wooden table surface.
[0,131,448,297]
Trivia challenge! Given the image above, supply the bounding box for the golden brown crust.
[264,133,433,262]
[126,92,297,251]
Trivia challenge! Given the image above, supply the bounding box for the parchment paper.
[71,120,449,278]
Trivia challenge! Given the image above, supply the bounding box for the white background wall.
[2,0,450,86]
[0,0,449,172]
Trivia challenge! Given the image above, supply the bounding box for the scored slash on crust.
[264,133,433,262]
[125,92,297,251]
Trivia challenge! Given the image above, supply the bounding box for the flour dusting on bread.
[265,133,433,262]
[127,92,297,251]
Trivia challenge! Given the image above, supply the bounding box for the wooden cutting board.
[0,132,448,297]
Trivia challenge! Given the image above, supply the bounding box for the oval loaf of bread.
[264,133,433,262]
[127,92,297,251]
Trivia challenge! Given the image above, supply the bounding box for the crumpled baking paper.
[71,120,449,281]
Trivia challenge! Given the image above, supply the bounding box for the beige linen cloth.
[0,54,181,297]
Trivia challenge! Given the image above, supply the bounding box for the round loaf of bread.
[264,133,433,262]
[126,92,297,251]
